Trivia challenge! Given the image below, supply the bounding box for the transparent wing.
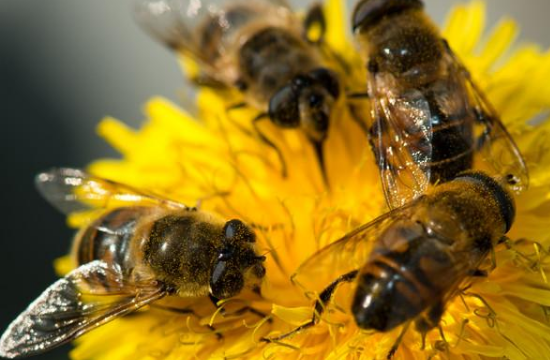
[368,72,434,209]
[292,201,418,294]
[35,168,187,216]
[444,48,529,193]
[134,0,294,81]
[134,0,210,65]
[0,261,166,358]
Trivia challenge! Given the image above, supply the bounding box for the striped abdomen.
[369,80,476,186]
[351,231,459,331]
[73,207,153,275]
[421,82,474,184]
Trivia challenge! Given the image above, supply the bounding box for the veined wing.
[292,201,418,295]
[368,71,434,209]
[35,168,187,216]
[0,260,167,358]
[134,0,295,83]
[443,44,529,193]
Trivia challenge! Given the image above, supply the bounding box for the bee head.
[268,68,340,142]
[209,220,266,299]
[352,0,424,32]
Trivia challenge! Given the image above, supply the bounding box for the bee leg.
[414,301,444,350]
[224,102,255,137]
[252,114,288,178]
[387,322,411,359]
[261,270,358,343]
[310,139,330,188]
[151,304,200,317]
[227,306,273,323]
[436,324,450,356]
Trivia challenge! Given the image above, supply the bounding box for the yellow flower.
[58,1,550,359]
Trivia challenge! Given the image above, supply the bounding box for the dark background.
[1,1,548,360]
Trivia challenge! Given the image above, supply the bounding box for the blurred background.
[1,1,548,359]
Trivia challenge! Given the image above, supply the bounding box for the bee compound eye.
[309,68,340,99]
[268,85,300,128]
[210,265,245,299]
[224,219,256,243]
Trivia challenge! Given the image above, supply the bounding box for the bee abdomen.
[370,112,474,184]
[352,259,426,331]
[352,236,456,331]
[75,207,149,271]
[427,101,475,183]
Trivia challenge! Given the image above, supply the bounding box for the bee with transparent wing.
[134,0,346,182]
[263,172,515,358]
[0,168,266,358]
[352,0,528,209]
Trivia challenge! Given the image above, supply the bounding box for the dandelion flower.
[57,1,550,359]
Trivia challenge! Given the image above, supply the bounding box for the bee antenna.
[260,247,278,258]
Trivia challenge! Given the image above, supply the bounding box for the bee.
[0,168,266,358]
[263,171,515,357]
[351,0,528,208]
[133,0,342,182]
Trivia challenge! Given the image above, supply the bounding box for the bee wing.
[134,0,212,67]
[0,260,167,358]
[369,72,434,209]
[35,168,187,216]
[444,47,529,192]
[292,201,417,294]
[134,0,294,81]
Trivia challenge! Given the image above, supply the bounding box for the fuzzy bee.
[0,168,266,358]
[135,0,344,182]
[352,0,528,208]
